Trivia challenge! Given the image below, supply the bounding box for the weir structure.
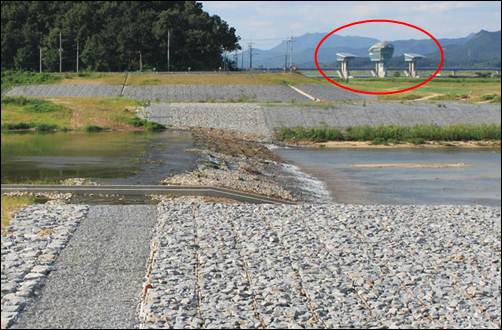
[368,41,394,78]
[336,53,356,80]
[404,53,425,78]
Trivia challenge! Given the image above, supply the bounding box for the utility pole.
[167,29,171,72]
[76,40,79,73]
[139,51,143,72]
[39,46,42,73]
[290,37,295,69]
[241,52,244,70]
[248,42,253,70]
[284,38,290,70]
[58,31,63,73]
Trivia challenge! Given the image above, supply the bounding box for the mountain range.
[243,30,501,69]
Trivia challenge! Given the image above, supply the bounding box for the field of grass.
[1,97,72,131]
[2,70,320,87]
[1,195,34,231]
[1,96,164,131]
[57,72,126,85]
[2,70,499,103]
[125,72,319,85]
[1,70,60,94]
[323,77,501,103]
[276,124,501,144]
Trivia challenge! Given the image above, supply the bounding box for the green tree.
[1,1,240,72]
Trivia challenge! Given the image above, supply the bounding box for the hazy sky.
[201,1,501,49]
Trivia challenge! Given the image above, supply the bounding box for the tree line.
[1,1,241,72]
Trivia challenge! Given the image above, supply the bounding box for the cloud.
[200,1,501,49]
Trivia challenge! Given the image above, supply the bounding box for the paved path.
[0,185,296,205]
[13,205,156,329]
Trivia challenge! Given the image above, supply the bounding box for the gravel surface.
[1,204,88,329]
[5,84,122,97]
[140,202,501,329]
[263,102,501,129]
[12,205,157,329]
[161,150,296,201]
[123,85,308,102]
[295,84,375,102]
[143,102,500,139]
[144,103,272,136]
[7,83,369,103]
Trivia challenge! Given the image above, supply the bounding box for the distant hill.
[435,30,501,68]
[245,30,500,69]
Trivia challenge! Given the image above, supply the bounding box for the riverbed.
[275,147,501,206]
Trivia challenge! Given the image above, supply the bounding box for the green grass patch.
[1,96,72,131]
[126,117,166,131]
[1,195,35,232]
[34,123,59,132]
[2,96,66,113]
[1,122,34,130]
[276,124,501,143]
[481,94,501,102]
[126,72,319,85]
[1,96,159,132]
[1,70,60,94]
[327,76,501,103]
[84,125,105,132]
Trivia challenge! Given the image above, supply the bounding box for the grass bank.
[1,96,164,132]
[276,124,501,145]
[1,195,34,231]
[57,72,126,85]
[1,70,60,94]
[125,72,318,85]
[2,71,320,87]
[328,77,501,103]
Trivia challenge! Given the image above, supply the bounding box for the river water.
[3,131,501,206]
[275,147,501,206]
[1,131,196,185]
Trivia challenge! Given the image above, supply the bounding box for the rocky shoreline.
[161,128,330,202]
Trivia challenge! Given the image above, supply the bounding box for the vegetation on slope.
[276,124,501,144]
[1,196,34,231]
[1,70,60,94]
[1,96,164,132]
[326,77,501,103]
[125,72,318,85]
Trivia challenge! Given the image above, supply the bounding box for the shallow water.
[275,147,501,206]
[1,131,196,184]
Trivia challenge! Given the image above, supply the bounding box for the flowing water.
[275,147,501,206]
[1,130,196,185]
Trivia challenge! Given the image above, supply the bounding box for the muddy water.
[1,130,196,184]
[274,147,501,206]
